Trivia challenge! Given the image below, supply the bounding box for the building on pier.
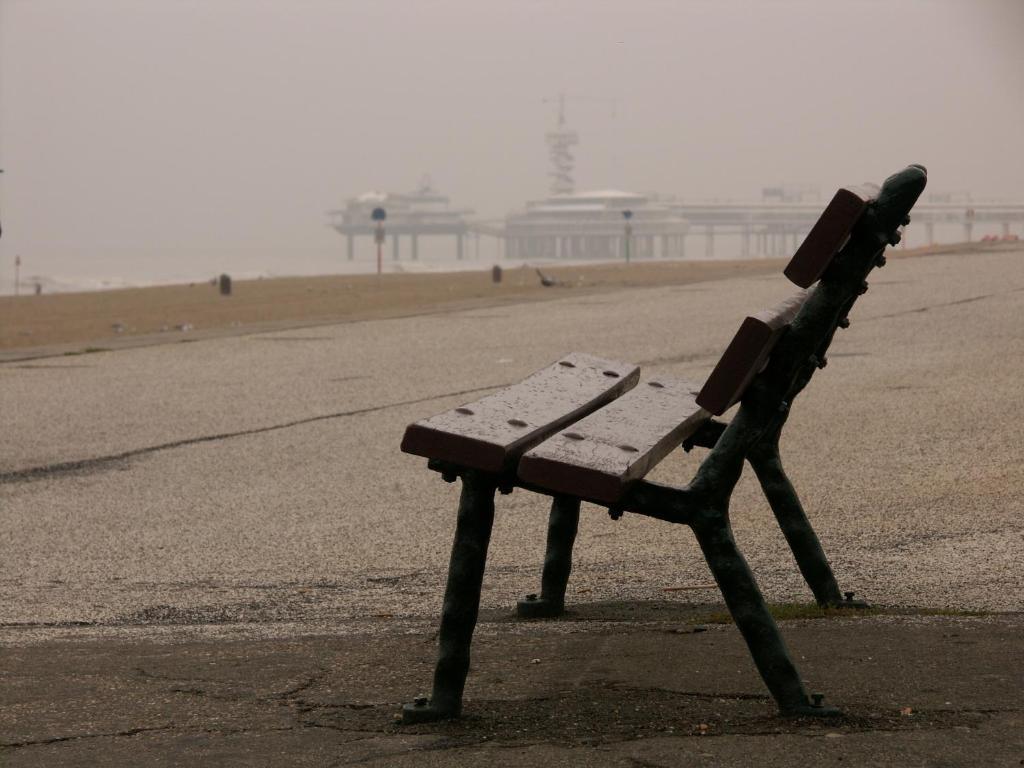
[503,189,689,260]
[328,181,473,261]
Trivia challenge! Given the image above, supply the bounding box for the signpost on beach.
[622,209,633,265]
[372,207,387,276]
[14,254,20,296]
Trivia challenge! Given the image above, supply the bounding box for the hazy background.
[1,0,1022,291]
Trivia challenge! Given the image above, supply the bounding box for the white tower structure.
[545,94,578,196]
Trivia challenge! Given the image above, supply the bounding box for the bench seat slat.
[696,290,808,416]
[784,184,879,288]
[401,352,640,473]
[518,377,709,504]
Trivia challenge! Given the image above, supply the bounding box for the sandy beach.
[0,258,795,353]
[0,245,986,358]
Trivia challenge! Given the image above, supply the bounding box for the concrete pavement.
[3,613,1023,766]
[1,245,1023,764]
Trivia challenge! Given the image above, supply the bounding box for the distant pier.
[331,186,1024,263]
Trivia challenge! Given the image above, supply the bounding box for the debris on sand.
[536,268,558,287]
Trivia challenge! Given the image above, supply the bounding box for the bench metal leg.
[691,512,840,716]
[518,495,581,619]
[748,440,855,608]
[403,471,497,724]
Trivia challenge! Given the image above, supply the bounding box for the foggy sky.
[1,0,1022,285]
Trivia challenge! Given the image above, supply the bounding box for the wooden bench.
[399,165,928,724]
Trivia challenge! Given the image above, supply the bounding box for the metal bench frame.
[400,166,928,724]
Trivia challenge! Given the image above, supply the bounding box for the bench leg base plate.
[401,700,460,724]
[516,596,565,619]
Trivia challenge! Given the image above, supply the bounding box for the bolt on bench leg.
[691,513,840,717]
[518,495,581,619]
[747,440,848,608]
[403,471,497,724]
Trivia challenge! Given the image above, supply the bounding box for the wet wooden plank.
[518,377,709,504]
[784,184,879,288]
[695,291,808,416]
[401,353,640,473]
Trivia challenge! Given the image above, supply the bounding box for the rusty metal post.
[690,509,837,716]
[518,495,580,618]
[748,431,845,607]
[403,471,497,723]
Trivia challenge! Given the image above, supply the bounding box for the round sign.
[371,207,387,221]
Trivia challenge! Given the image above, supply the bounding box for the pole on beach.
[372,207,387,276]
[622,209,633,265]
[14,254,20,296]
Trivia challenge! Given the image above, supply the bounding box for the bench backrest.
[784,184,878,287]
[695,290,808,415]
[695,182,877,415]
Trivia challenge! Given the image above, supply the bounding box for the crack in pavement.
[271,669,330,700]
[134,665,332,705]
[1,725,174,749]
[134,667,230,686]
[2,724,374,752]
[862,286,1024,322]
[0,382,509,485]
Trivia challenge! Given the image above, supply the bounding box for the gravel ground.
[1,245,1023,645]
